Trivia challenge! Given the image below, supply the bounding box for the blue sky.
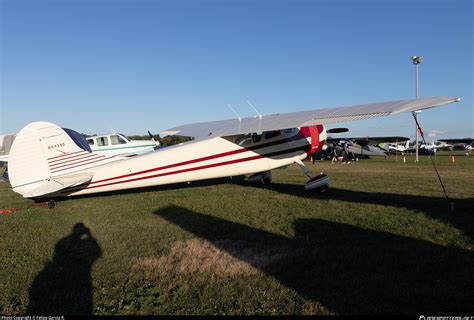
[1,0,472,139]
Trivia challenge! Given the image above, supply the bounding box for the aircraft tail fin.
[8,122,97,198]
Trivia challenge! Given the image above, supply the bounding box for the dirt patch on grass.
[134,239,290,277]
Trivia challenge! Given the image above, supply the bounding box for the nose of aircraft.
[300,125,327,155]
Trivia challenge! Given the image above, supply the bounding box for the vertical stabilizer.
[8,122,91,197]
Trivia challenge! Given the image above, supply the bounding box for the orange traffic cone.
[450,155,456,164]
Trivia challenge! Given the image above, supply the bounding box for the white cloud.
[428,129,444,138]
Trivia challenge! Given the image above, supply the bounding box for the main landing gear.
[247,171,272,185]
[295,159,331,193]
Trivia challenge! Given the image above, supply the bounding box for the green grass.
[0,154,473,315]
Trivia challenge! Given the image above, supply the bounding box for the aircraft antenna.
[227,104,242,133]
[247,100,263,134]
[227,104,241,123]
[247,100,262,119]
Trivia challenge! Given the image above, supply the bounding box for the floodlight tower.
[411,55,423,163]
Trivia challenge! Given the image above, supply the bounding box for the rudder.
[8,121,92,197]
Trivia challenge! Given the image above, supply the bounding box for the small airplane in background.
[313,127,410,160]
[399,140,454,155]
[0,133,16,163]
[6,97,462,202]
[84,132,159,157]
[324,135,410,159]
[0,133,16,181]
[438,138,473,151]
[385,139,412,154]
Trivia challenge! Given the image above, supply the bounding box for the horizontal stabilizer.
[23,172,93,198]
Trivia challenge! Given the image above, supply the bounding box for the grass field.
[1,154,473,315]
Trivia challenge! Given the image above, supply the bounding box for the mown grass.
[0,154,473,315]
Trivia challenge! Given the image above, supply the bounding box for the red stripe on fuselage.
[48,151,90,164]
[63,144,310,194]
[51,156,114,173]
[49,153,103,169]
[87,132,307,186]
[47,150,83,160]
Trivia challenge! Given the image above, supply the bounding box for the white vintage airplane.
[7,97,461,202]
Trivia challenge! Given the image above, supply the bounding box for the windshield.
[110,134,127,145]
[118,134,130,142]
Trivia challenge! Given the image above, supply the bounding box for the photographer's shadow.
[27,223,102,315]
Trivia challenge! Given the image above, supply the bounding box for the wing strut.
[295,159,313,179]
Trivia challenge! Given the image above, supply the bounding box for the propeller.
[148,131,160,146]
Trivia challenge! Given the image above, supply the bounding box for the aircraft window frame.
[235,134,252,146]
[251,133,262,143]
[110,134,127,145]
[87,139,95,146]
[283,128,297,136]
[118,134,130,142]
[97,137,109,147]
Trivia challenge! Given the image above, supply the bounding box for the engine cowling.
[300,125,327,155]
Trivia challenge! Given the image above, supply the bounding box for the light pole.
[411,55,423,163]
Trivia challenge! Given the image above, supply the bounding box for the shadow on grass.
[234,180,474,242]
[155,205,473,314]
[60,176,473,242]
[60,176,243,201]
[27,223,102,315]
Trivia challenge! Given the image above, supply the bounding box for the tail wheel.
[48,200,56,209]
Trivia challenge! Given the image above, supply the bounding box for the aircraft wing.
[162,97,461,139]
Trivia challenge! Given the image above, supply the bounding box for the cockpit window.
[118,134,130,142]
[264,130,281,140]
[97,137,109,146]
[283,128,297,135]
[63,128,92,152]
[87,139,95,145]
[110,135,127,145]
[235,134,252,146]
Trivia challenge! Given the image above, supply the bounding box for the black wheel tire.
[48,200,56,209]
